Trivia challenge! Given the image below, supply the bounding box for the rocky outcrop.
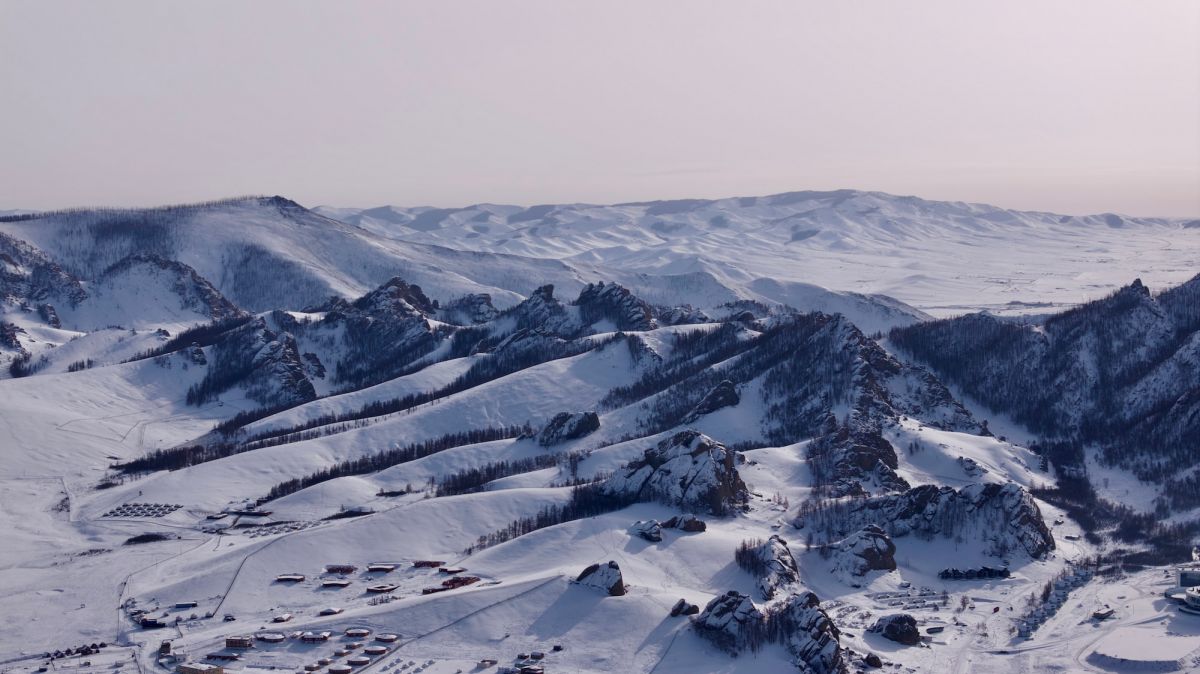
[350,276,436,316]
[662,514,706,532]
[829,525,896,585]
[99,254,244,322]
[692,590,763,653]
[602,431,748,515]
[775,591,847,674]
[796,483,1054,558]
[692,590,847,674]
[575,561,625,596]
[37,303,61,328]
[509,285,576,335]
[0,231,86,306]
[807,426,909,498]
[683,379,739,422]
[538,411,600,446]
[655,305,710,326]
[735,535,801,600]
[869,614,920,645]
[439,293,497,324]
[573,281,654,332]
[631,520,662,542]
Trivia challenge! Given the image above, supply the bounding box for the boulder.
[669,598,699,617]
[869,614,920,646]
[575,561,625,596]
[864,652,883,668]
[691,591,762,653]
[631,520,663,543]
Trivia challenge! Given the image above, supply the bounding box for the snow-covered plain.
[1,190,1197,674]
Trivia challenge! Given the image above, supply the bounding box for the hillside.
[0,191,1193,674]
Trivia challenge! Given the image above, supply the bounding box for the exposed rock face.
[602,430,748,515]
[662,514,706,532]
[538,411,600,446]
[869,614,920,645]
[692,590,763,653]
[350,276,436,316]
[100,254,244,322]
[573,281,655,332]
[0,231,86,306]
[736,535,802,600]
[829,525,896,585]
[439,293,498,324]
[0,321,26,350]
[683,379,740,422]
[247,332,318,405]
[808,426,910,498]
[692,590,847,674]
[190,318,317,407]
[775,591,847,674]
[631,520,662,542]
[796,483,1054,558]
[655,305,710,326]
[575,561,625,596]
[37,303,61,328]
[510,285,576,335]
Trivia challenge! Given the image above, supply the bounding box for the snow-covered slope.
[318,190,1199,317]
[0,190,1194,674]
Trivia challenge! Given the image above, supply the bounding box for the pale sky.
[2,1,1198,216]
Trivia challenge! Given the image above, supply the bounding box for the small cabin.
[438,567,467,575]
[272,613,293,623]
[276,574,306,583]
[366,563,396,573]
[225,636,254,649]
[325,564,358,574]
[322,579,352,588]
[412,560,444,568]
[366,584,398,594]
[300,632,332,643]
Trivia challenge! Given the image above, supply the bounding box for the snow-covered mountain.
[0,191,1195,674]
[317,190,1200,317]
[891,275,1200,512]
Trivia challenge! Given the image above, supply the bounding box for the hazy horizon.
[3,1,1198,217]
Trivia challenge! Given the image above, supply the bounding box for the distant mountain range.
[316,190,1200,317]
